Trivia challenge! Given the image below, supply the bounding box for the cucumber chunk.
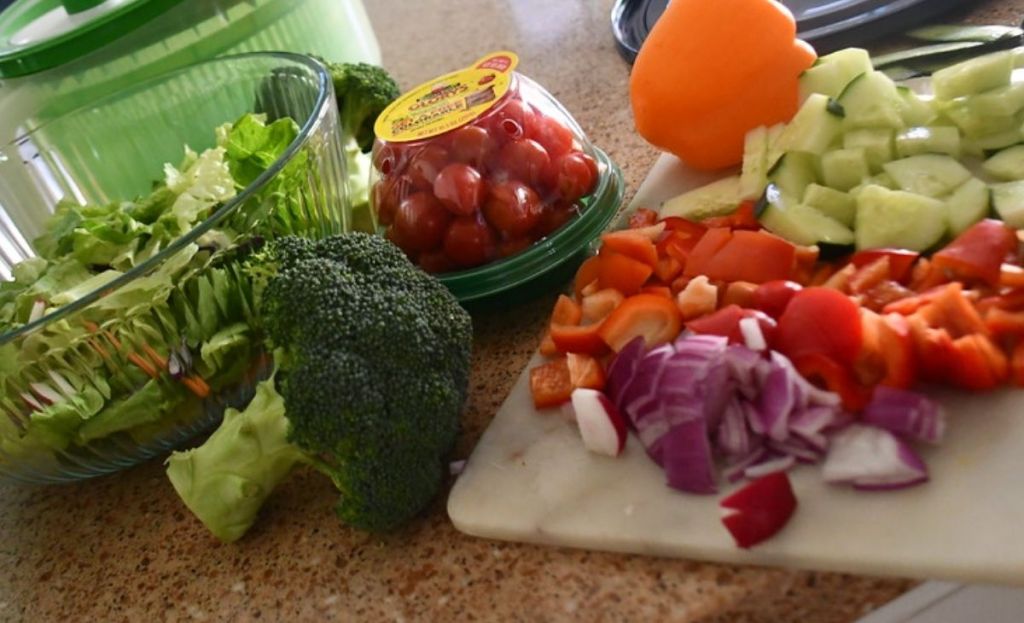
[764,122,787,171]
[932,50,1014,101]
[962,128,1022,155]
[740,126,770,200]
[660,175,742,220]
[799,48,873,101]
[821,148,869,191]
[968,81,1024,117]
[855,185,947,251]
[883,154,973,197]
[982,144,1024,181]
[896,86,937,126]
[773,94,844,155]
[802,184,856,227]
[758,185,855,246]
[843,128,894,172]
[940,99,1017,138]
[991,180,1024,227]
[946,177,990,235]
[768,151,819,199]
[839,71,904,130]
[895,126,961,158]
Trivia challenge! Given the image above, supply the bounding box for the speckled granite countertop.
[1,1,1021,621]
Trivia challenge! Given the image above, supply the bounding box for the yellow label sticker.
[374,51,519,143]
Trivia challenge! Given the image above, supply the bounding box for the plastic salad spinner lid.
[0,0,182,78]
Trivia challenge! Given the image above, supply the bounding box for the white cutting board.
[448,153,1024,585]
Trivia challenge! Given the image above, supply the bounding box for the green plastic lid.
[0,0,182,78]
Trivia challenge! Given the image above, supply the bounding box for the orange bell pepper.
[630,0,816,170]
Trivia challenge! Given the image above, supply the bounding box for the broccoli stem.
[165,376,304,542]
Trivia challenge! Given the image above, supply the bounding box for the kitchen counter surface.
[1,1,1019,621]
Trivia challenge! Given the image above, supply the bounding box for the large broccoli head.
[167,233,472,540]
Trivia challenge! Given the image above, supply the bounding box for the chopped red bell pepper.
[849,248,919,284]
[794,352,872,412]
[600,229,659,267]
[580,288,625,324]
[775,287,863,368]
[720,471,798,549]
[598,293,683,351]
[685,304,777,346]
[931,219,1017,286]
[550,322,609,356]
[682,227,732,278]
[550,294,583,327]
[566,353,606,391]
[530,358,573,409]
[693,230,797,284]
[573,255,601,300]
[597,251,654,295]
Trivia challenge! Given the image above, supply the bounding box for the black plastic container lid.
[612,0,981,64]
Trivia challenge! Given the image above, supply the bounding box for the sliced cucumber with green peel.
[773,94,844,155]
[968,81,1024,117]
[982,144,1024,181]
[895,126,961,158]
[768,151,819,199]
[843,128,894,172]
[740,125,770,200]
[939,99,1018,138]
[883,154,973,197]
[946,177,990,235]
[660,175,742,220]
[896,86,937,126]
[758,184,855,246]
[855,185,947,251]
[932,50,1014,100]
[765,122,787,171]
[991,180,1024,227]
[802,183,856,227]
[799,48,873,101]
[821,148,869,191]
[839,71,904,129]
[962,128,1021,154]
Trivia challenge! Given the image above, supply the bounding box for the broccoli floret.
[166,233,472,540]
[325,62,401,153]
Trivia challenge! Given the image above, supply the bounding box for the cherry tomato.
[490,98,535,142]
[530,114,574,158]
[444,215,497,268]
[371,176,412,227]
[482,180,542,237]
[552,152,598,202]
[418,249,456,274]
[535,201,581,236]
[407,144,451,191]
[433,163,485,216]
[393,192,451,252]
[450,125,497,168]
[776,287,862,367]
[495,138,551,188]
[372,141,408,176]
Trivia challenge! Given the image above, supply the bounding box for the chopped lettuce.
[0,112,307,461]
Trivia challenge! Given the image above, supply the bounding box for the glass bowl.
[0,52,350,483]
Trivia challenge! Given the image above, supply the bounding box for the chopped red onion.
[823,424,928,490]
[739,316,768,351]
[604,336,646,405]
[662,418,717,494]
[723,446,769,482]
[744,454,796,479]
[862,386,945,444]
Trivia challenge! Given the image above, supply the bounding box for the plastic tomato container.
[370,51,624,306]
